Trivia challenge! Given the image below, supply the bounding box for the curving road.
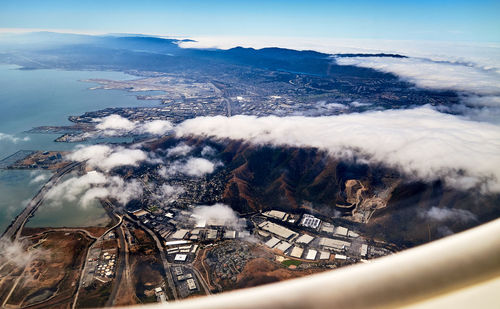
[1,161,81,241]
[72,211,123,309]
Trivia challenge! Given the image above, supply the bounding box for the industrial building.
[206,229,218,240]
[265,237,280,248]
[186,278,197,290]
[295,234,314,245]
[275,241,292,253]
[334,226,349,237]
[320,222,334,233]
[360,244,368,257]
[170,229,189,239]
[300,214,321,229]
[259,221,298,240]
[289,246,304,258]
[319,237,351,251]
[224,230,236,239]
[306,249,318,260]
[319,251,330,260]
[263,210,287,221]
[174,254,187,262]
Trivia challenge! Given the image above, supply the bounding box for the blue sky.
[1,0,499,42]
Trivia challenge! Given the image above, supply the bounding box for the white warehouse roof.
[276,241,292,252]
[289,246,304,258]
[296,234,314,244]
[265,237,281,248]
[306,249,318,260]
[259,221,298,240]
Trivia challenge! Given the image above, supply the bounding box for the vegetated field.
[281,259,302,267]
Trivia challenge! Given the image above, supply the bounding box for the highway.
[72,209,123,309]
[123,212,179,300]
[1,161,82,241]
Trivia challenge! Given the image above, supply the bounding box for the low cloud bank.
[154,184,185,203]
[336,57,500,95]
[0,132,29,143]
[46,171,142,208]
[29,172,49,184]
[68,144,148,172]
[159,157,217,178]
[93,114,173,136]
[175,106,500,192]
[166,143,193,157]
[191,203,246,230]
[0,238,38,268]
[421,206,477,223]
[335,57,500,123]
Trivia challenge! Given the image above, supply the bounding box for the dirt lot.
[129,228,166,303]
[3,230,92,308]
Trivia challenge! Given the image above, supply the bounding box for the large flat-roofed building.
[259,221,298,240]
[186,278,197,290]
[334,226,349,237]
[265,237,280,248]
[295,234,314,245]
[319,237,351,251]
[174,267,183,276]
[306,249,317,260]
[275,241,292,253]
[224,230,236,239]
[348,230,360,238]
[300,214,321,229]
[165,240,191,246]
[320,222,335,234]
[174,254,187,262]
[289,246,304,258]
[360,244,368,257]
[132,209,149,217]
[206,229,218,240]
[170,229,189,240]
[319,251,330,260]
[263,210,287,221]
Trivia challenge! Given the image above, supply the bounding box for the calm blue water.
[0,64,158,232]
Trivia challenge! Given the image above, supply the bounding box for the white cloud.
[166,143,193,157]
[201,145,216,157]
[158,157,218,178]
[0,132,29,143]
[0,238,39,268]
[46,171,143,208]
[350,101,372,107]
[175,106,500,192]
[91,114,173,137]
[67,144,148,172]
[29,173,49,184]
[95,114,136,132]
[154,184,185,203]
[335,56,500,96]
[179,157,216,177]
[421,206,477,223]
[292,101,348,116]
[46,170,107,206]
[191,203,245,230]
[139,119,173,135]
